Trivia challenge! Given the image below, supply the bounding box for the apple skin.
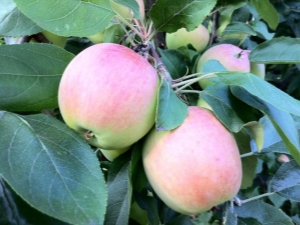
[100,147,131,162]
[166,24,210,53]
[250,62,265,79]
[42,30,67,48]
[58,43,159,150]
[142,106,242,215]
[197,44,250,89]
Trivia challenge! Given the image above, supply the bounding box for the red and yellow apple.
[58,43,159,150]
[166,24,210,53]
[142,106,242,215]
[197,44,250,89]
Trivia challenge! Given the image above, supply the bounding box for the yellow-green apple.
[197,44,250,89]
[87,0,145,44]
[142,106,242,215]
[250,62,265,79]
[166,24,210,53]
[58,43,159,150]
[100,147,131,162]
[42,30,67,48]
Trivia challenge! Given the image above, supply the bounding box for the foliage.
[1,0,300,224]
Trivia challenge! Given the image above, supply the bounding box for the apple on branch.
[196,44,250,89]
[142,106,242,215]
[58,43,159,150]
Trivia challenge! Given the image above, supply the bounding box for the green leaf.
[155,80,188,131]
[249,37,300,64]
[105,152,132,225]
[0,177,69,225]
[244,121,264,152]
[224,204,237,225]
[0,43,74,112]
[237,218,261,225]
[200,84,255,133]
[235,200,293,224]
[0,111,107,225]
[13,0,115,37]
[219,72,300,116]
[134,191,160,225]
[250,20,275,40]
[113,0,142,20]
[201,59,227,74]
[250,0,279,30]
[0,0,42,36]
[257,116,290,154]
[165,215,193,225]
[270,160,300,201]
[149,0,217,33]
[130,141,148,192]
[158,49,188,80]
[222,22,256,36]
[234,129,258,190]
[218,72,300,163]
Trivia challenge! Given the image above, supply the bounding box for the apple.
[42,30,67,48]
[166,24,210,53]
[58,43,159,150]
[87,0,145,44]
[100,147,131,162]
[197,44,250,89]
[142,106,242,215]
[250,62,266,79]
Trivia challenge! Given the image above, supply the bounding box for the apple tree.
[1,0,300,224]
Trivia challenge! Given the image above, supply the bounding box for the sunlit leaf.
[149,0,217,33]
[0,0,42,36]
[249,37,300,64]
[13,0,115,36]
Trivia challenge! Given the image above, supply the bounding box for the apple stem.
[173,73,216,93]
[173,73,199,82]
[240,152,254,158]
[237,192,275,205]
[148,43,173,84]
[115,15,146,40]
[177,90,202,95]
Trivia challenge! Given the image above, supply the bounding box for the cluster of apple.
[56,0,246,216]
[58,39,242,215]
